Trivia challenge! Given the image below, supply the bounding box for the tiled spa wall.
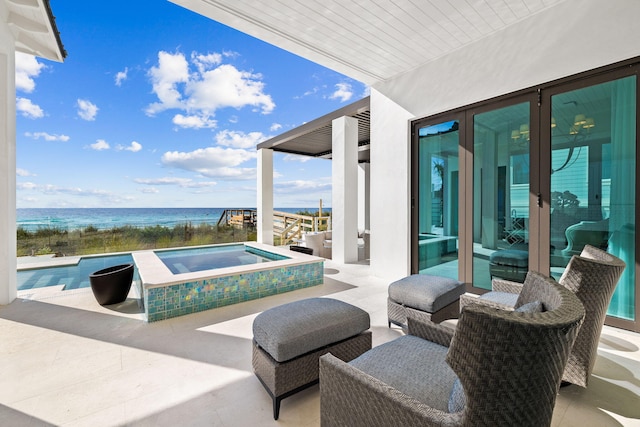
[143,260,324,322]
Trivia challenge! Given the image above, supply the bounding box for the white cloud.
[140,187,159,194]
[116,141,142,152]
[134,177,217,188]
[146,51,275,125]
[329,83,353,102]
[192,52,222,74]
[90,139,110,150]
[17,181,38,190]
[146,51,189,115]
[135,177,192,186]
[172,114,217,129]
[115,67,128,86]
[283,153,311,163]
[295,87,319,99]
[183,181,217,188]
[25,132,70,142]
[270,123,282,132]
[215,129,268,149]
[17,182,126,201]
[16,168,36,177]
[15,52,45,93]
[16,97,44,119]
[274,179,332,194]
[187,64,275,114]
[161,146,256,179]
[77,99,99,121]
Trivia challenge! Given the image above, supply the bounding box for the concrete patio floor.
[1,259,639,426]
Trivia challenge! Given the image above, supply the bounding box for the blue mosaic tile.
[144,258,324,322]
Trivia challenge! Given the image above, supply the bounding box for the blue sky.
[15,1,368,209]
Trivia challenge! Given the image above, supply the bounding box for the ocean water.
[16,207,323,232]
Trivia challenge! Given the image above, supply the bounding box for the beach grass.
[17,223,256,257]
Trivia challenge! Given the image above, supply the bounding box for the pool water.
[155,244,281,274]
[17,254,134,291]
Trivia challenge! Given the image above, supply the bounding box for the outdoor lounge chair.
[303,232,329,258]
[461,245,625,387]
[320,271,585,427]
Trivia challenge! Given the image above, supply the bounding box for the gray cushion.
[448,377,466,413]
[479,291,518,308]
[350,335,456,412]
[515,300,544,313]
[388,274,464,313]
[253,298,370,362]
[489,249,529,267]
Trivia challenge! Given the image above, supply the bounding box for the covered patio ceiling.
[169,0,567,87]
[257,96,371,163]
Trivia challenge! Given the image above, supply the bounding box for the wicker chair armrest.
[320,353,461,427]
[459,293,515,311]
[407,317,455,347]
[491,278,524,294]
[459,294,479,310]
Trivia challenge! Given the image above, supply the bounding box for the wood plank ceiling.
[170,0,567,160]
[170,0,567,86]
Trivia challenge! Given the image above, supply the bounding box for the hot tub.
[133,242,324,322]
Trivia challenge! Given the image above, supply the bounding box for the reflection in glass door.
[550,76,636,321]
[415,121,459,280]
[473,103,530,290]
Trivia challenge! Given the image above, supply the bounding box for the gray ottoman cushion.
[388,274,465,313]
[479,291,518,308]
[253,298,370,363]
[350,335,456,412]
[490,249,529,267]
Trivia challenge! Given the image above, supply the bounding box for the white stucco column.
[358,162,370,231]
[370,89,413,281]
[0,39,17,305]
[257,148,273,245]
[332,116,358,263]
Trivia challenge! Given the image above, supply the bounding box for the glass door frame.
[410,58,640,331]
[411,112,466,282]
[539,66,640,331]
[466,93,540,290]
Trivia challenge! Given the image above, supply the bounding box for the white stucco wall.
[369,89,413,281]
[373,0,640,120]
[0,18,17,305]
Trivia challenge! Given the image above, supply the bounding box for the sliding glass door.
[412,63,638,329]
[413,120,460,280]
[472,102,530,290]
[548,76,636,322]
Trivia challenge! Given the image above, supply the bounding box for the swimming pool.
[17,242,324,322]
[17,253,134,291]
[155,244,285,274]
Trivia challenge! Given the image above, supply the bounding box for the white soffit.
[3,0,65,62]
[170,0,566,85]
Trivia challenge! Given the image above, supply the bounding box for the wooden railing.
[217,209,257,228]
[273,210,331,246]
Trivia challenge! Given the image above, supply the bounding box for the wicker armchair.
[461,244,625,387]
[320,272,585,427]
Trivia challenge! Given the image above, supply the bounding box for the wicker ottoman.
[388,274,465,327]
[489,249,529,282]
[252,297,371,420]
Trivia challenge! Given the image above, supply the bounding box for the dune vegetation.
[17,222,256,257]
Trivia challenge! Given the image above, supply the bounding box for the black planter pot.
[89,263,134,306]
